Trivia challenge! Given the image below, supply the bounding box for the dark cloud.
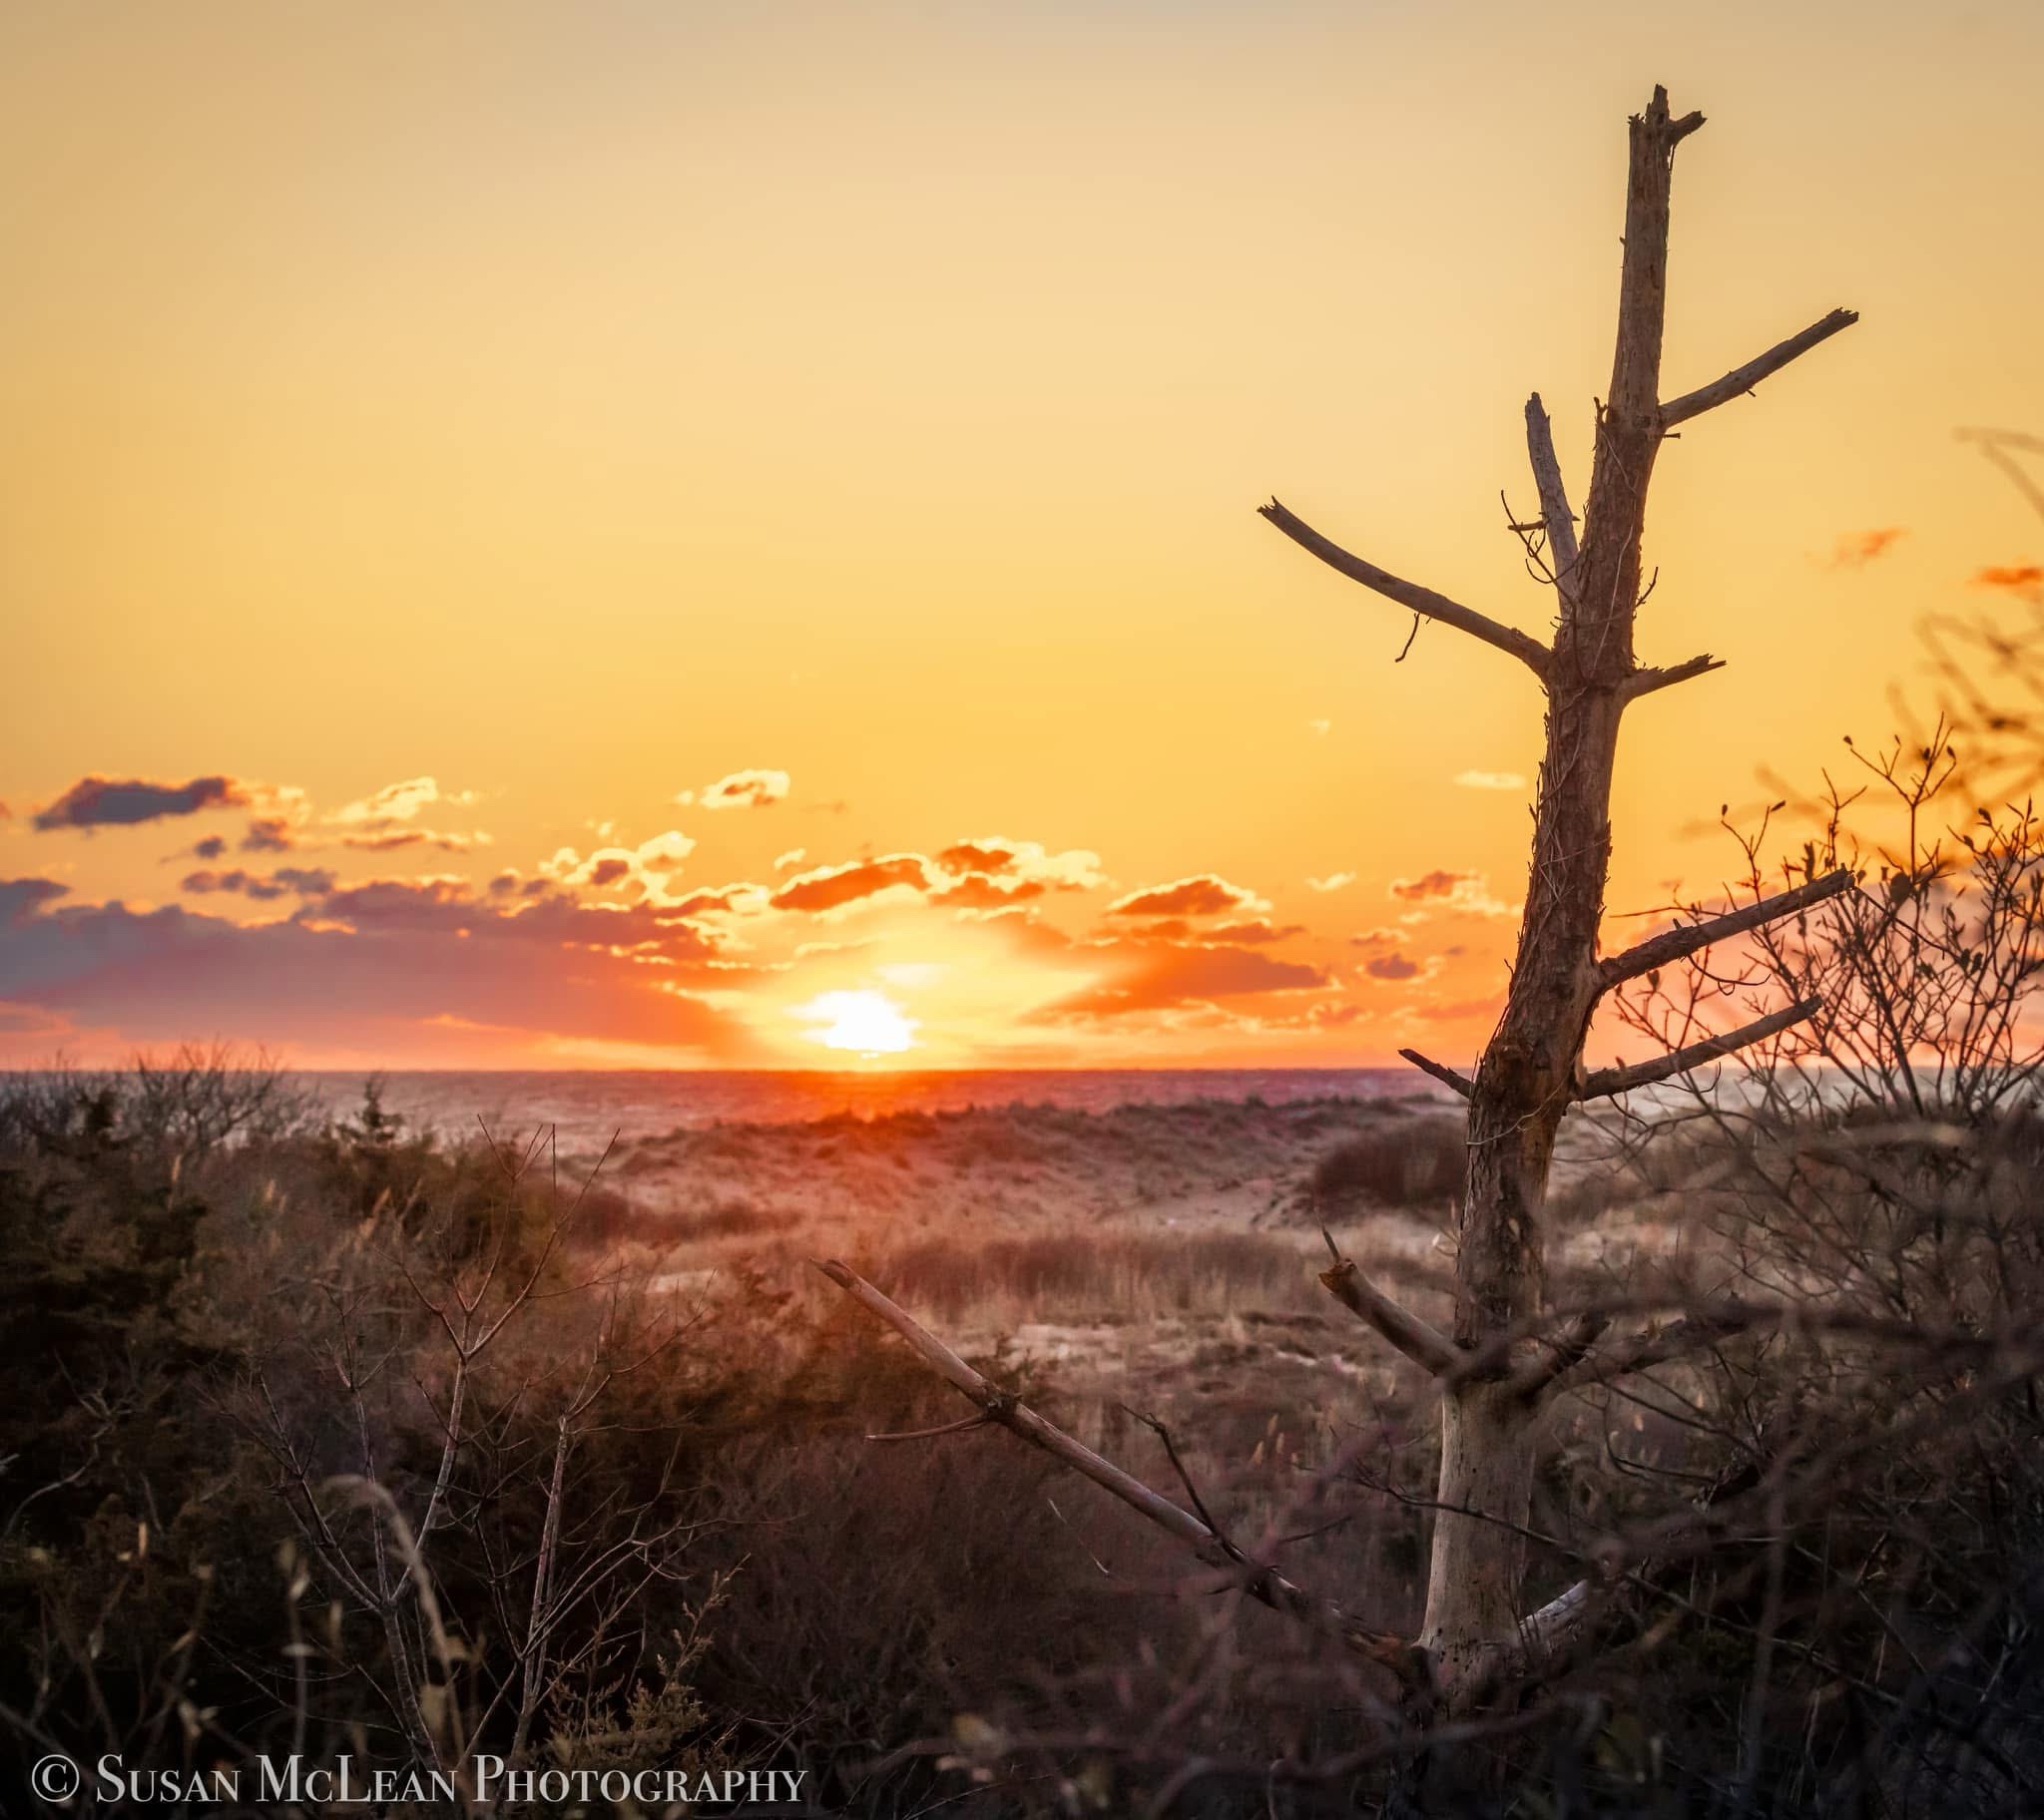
[34,774,247,831]
[241,817,299,853]
[1106,874,1262,919]
[303,876,724,963]
[769,855,930,913]
[1,877,70,925]
[1363,952,1420,981]
[181,867,336,902]
[0,881,743,1058]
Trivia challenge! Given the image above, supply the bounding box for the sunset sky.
[3,2,2042,1070]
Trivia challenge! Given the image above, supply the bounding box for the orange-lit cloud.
[1823,527,1906,569]
[684,768,792,810]
[1973,563,2043,590]
[769,854,931,914]
[1388,870,1519,919]
[1106,874,1266,919]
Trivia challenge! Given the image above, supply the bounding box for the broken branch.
[1578,996,1824,1100]
[1599,870,1854,989]
[1623,653,1726,700]
[1398,1046,1475,1099]
[1318,1230,1465,1378]
[1660,307,1859,426]
[1523,393,1580,601]
[1259,498,1553,680]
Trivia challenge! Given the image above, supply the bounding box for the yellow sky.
[2,2,2041,1069]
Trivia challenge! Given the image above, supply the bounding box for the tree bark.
[1421,86,1698,1708]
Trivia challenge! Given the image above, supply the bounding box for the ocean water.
[300,1068,1429,1151]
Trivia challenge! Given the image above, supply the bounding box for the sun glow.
[790,989,920,1058]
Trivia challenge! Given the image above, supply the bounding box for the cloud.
[330,776,470,826]
[771,848,807,871]
[1388,869,1519,918]
[338,827,490,853]
[1106,874,1266,919]
[1362,952,1420,981]
[2,877,70,924]
[1824,527,1906,569]
[0,885,744,1059]
[1349,927,1400,950]
[1306,872,1355,893]
[1411,995,1503,1023]
[1048,943,1328,1018]
[929,836,1102,909]
[686,769,791,810]
[769,854,931,914]
[1453,771,1526,792]
[1973,563,2043,591]
[328,776,485,851]
[34,774,248,831]
[1204,918,1304,945]
[241,816,301,853]
[542,831,698,902]
[181,866,336,902]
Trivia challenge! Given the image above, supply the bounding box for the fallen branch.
[1660,307,1859,426]
[1318,1230,1466,1378]
[1578,996,1823,1099]
[1259,498,1553,680]
[809,1258,1414,1666]
[1598,870,1854,989]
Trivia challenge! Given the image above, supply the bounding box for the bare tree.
[814,82,1864,1772]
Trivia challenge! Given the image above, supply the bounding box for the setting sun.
[790,989,919,1059]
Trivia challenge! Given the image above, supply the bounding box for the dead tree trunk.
[816,80,1860,1760]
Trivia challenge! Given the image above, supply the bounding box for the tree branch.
[1504,1311,1610,1402]
[1599,870,1854,989]
[1259,498,1553,680]
[1622,653,1726,700]
[1318,1230,1465,1378]
[1660,307,1859,427]
[1398,1046,1475,1099]
[1523,394,1580,602]
[1578,996,1823,1099]
[809,1258,1414,1665]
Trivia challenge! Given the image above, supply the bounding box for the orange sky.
[3,2,2042,1071]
